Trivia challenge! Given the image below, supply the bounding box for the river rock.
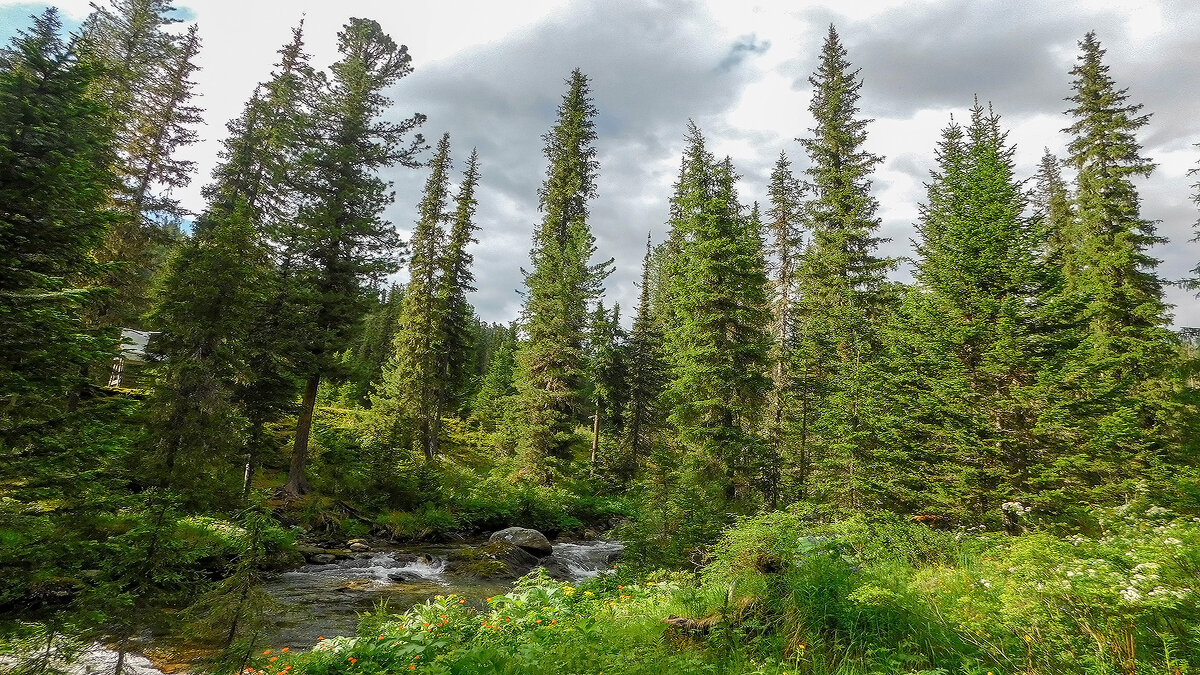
[489,527,553,557]
[445,541,539,579]
[310,553,336,565]
[387,570,424,583]
[347,539,371,552]
[534,555,574,581]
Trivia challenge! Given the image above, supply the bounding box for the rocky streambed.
[10,532,623,675]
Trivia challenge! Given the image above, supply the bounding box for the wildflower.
[263,650,271,656]
[348,657,357,664]
[270,657,279,663]
[536,619,542,623]
[409,667,415,671]
[1165,537,1183,546]
[379,635,385,640]
[1024,635,1032,642]
[280,648,288,653]
[318,637,325,641]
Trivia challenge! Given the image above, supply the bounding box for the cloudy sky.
[3,0,1199,326]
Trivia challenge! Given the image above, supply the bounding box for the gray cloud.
[380,0,767,324]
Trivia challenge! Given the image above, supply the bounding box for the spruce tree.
[662,125,771,501]
[623,236,668,479]
[886,103,1042,516]
[438,149,483,414]
[0,9,117,435]
[280,18,425,496]
[376,133,452,459]
[1057,32,1179,493]
[144,203,271,508]
[514,69,612,480]
[80,0,202,328]
[764,154,804,506]
[792,25,895,507]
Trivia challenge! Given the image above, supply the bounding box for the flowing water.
[12,539,623,675]
[263,539,624,647]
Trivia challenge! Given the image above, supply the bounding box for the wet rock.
[387,570,425,583]
[446,541,539,579]
[310,554,336,565]
[391,553,434,566]
[535,555,574,581]
[347,539,371,552]
[489,527,553,557]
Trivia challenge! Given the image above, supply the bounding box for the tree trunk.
[283,374,319,497]
[591,407,601,465]
[241,421,263,503]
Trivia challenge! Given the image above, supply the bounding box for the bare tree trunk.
[591,407,601,465]
[283,374,319,497]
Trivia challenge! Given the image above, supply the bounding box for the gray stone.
[489,527,553,557]
[347,539,371,552]
[535,555,574,581]
[310,554,336,565]
[445,541,539,579]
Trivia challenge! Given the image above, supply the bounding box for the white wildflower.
[1164,538,1182,546]
[1120,587,1142,602]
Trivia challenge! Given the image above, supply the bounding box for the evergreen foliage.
[0,10,117,435]
[791,25,895,507]
[661,124,772,502]
[438,149,483,414]
[884,103,1045,516]
[623,237,668,479]
[80,0,201,328]
[376,133,453,459]
[1057,32,1182,495]
[279,18,426,496]
[514,69,613,480]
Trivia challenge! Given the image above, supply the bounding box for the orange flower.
[536,619,542,623]
[263,650,271,655]
[317,637,325,641]
[280,648,289,653]
[269,657,279,662]
[347,657,357,664]
[409,667,415,671]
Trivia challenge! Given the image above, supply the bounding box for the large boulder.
[489,527,553,557]
[445,541,539,580]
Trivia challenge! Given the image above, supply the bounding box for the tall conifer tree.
[662,125,771,501]
[0,9,117,435]
[81,0,202,327]
[377,133,452,459]
[281,19,425,496]
[1057,32,1179,492]
[793,25,894,507]
[886,103,1042,515]
[438,149,483,414]
[514,69,612,480]
[623,236,667,479]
